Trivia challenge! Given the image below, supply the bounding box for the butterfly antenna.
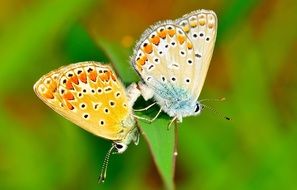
[200,103,231,121]
[200,97,226,102]
[98,144,115,183]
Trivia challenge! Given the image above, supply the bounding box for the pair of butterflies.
[34,9,218,182]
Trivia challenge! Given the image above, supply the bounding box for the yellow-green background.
[1,0,296,189]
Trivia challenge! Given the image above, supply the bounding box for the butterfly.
[130,9,224,125]
[33,61,141,182]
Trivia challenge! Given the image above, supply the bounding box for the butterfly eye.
[195,103,201,113]
[115,143,127,154]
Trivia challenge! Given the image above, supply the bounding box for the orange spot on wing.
[168,29,176,37]
[190,20,198,27]
[66,76,79,89]
[110,73,116,81]
[71,75,79,85]
[79,72,87,83]
[158,29,167,39]
[150,36,160,45]
[137,65,142,71]
[182,25,190,33]
[63,92,74,100]
[66,80,73,90]
[44,90,54,99]
[89,70,97,82]
[106,71,112,81]
[141,56,147,65]
[136,60,143,70]
[136,55,147,67]
[99,72,109,81]
[187,41,193,50]
[66,101,74,110]
[48,81,57,93]
[143,43,153,54]
[136,55,147,72]
[177,35,185,44]
[198,16,206,26]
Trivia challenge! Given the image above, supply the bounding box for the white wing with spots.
[131,21,198,99]
[176,9,217,99]
[131,10,217,102]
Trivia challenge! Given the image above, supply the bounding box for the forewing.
[176,9,217,99]
[131,21,197,99]
[33,62,131,141]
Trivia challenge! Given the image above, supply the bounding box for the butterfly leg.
[133,107,162,124]
[149,107,162,123]
[134,102,157,112]
[132,114,152,123]
[167,117,177,130]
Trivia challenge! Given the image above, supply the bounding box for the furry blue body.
[151,83,198,121]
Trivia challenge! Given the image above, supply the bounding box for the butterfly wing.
[131,21,197,102]
[34,62,132,141]
[176,9,217,99]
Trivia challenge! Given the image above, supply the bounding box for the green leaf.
[138,116,176,190]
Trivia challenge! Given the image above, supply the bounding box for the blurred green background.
[1,0,297,189]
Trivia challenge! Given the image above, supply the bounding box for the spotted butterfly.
[33,62,141,182]
[130,9,218,124]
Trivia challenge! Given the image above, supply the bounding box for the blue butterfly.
[130,10,219,125]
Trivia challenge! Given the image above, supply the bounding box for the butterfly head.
[114,125,140,154]
[114,142,127,154]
